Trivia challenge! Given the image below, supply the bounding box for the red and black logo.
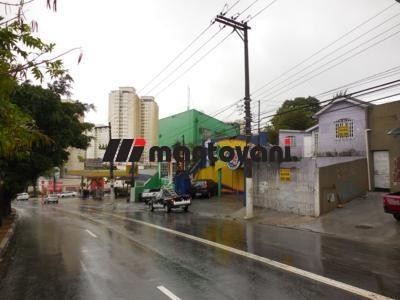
[102,138,146,162]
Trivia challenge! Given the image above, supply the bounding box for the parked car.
[383,192,400,221]
[147,187,191,212]
[57,191,77,198]
[43,194,59,204]
[16,192,29,201]
[139,188,161,204]
[190,179,217,198]
[114,187,130,198]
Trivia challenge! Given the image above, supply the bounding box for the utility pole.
[214,14,253,219]
[108,122,115,203]
[258,100,261,145]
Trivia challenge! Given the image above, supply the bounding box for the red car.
[383,192,400,221]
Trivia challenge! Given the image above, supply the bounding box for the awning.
[66,169,130,178]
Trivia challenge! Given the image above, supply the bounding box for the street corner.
[0,208,17,258]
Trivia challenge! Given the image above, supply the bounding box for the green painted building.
[159,109,240,147]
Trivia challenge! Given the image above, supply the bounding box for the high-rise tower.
[108,87,141,139]
[108,87,159,164]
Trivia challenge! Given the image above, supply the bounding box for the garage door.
[373,151,390,189]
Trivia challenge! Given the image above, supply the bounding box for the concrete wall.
[318,158,368,214]
[253,159,318,216]
[253,157,368,216]
[317,102,367,156]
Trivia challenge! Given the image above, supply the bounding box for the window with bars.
[335,119,354,139]
[284,136,296,147]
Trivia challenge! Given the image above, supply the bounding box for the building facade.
[159,109,240,148]
[256,98,400,216]
[108,87,140,139]
[278,129,307,158]
[86,125,110,160]
[108,87,159,164]
[314,97,370,156]
[367,100,400,192]
[140,96,159,163]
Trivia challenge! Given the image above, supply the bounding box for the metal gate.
[373,151,390,189]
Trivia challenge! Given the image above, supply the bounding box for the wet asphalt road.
[1,198,399,299]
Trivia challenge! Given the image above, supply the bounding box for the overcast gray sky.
[24,0,400,129]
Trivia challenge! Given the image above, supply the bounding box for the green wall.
[159,109,239,148]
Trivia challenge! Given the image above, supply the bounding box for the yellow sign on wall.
[280,168,291,181]
[337,125,349,137]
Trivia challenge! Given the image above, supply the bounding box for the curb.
[0,215,17,258]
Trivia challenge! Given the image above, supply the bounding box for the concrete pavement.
[190,191,400,245]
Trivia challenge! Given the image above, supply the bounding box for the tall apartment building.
[108,87,141,138]
[108,87,159,164]
[140,96,159,163]
[86,125,110,160]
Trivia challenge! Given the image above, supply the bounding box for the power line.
[309,92,400,120]
[257,78,400,119]
[256,24,400,107]
[257,79,400,122]
[138,24,214,94]
[218,2,399,123]
[159,79,400,144]
[256,14,400,101]
[249,0,279,21]
[159,104,240,143]
[138,0,242,95]
[158,96,243,143]
[250,95,400,133]
[144,0,280,99]
[314,65,400,99]
[145,28,226,95]
[251,2,398,98]
[261,79,400,119]
[255,66,400,117]
[153,31,234,97]
[258,92,400,125]
[238,0,262,18]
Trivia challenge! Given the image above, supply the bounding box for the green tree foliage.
[0,0,86,218]
[7,83,93,194]
[265,124,278,145]
[266,97,320,144]
[1,1,74,157]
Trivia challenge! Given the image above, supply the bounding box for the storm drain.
[354,224,374,229]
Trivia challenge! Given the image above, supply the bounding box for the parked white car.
[57,191,77,198]
[16,192,29,201]
[43,194,59,204]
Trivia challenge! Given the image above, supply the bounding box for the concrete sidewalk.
[190,192,400,245]
[0,209,17,258]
